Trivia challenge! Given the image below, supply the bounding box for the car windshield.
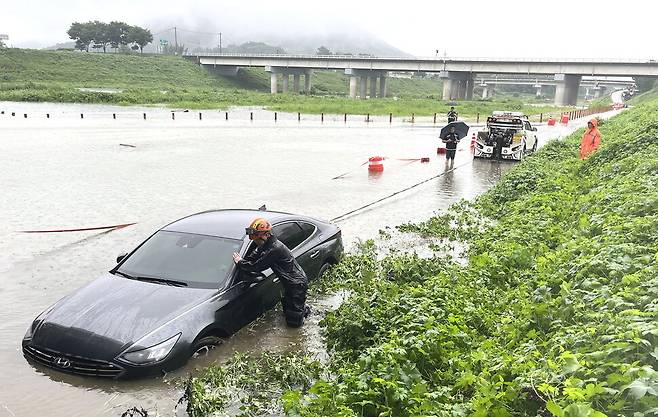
[116,231,242,289]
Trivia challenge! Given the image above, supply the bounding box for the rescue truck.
[474,111,538,161]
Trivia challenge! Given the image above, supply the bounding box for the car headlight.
[23,322,35,340]
[118,333,181,365]
[23,306,55,341]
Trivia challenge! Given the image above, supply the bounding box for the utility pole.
[174,27,178,55]
[219,32,222,53]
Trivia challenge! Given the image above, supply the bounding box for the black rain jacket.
[443,132,460,150]
[237,236,308,286]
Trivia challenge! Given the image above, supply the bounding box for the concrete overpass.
[475,76,636,99]
[185,53,658,105]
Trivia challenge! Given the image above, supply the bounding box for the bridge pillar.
[370,76,378,98]
[379,75,387,98]
[554,74,581,106]
[282,74,289,93]
[270,73,278,94]
[349,76,358,98]
[440,71,473,101]
[345,69,388,99]
[535,84,542,97]
[293,74,301,93]
[442,78,454,100]
[305,70,312,93]
[465,76,475,100]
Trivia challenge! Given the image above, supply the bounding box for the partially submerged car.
[474,111,538,161]
[23,209,343,379]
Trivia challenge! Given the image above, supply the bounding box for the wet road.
[0,102,612,416]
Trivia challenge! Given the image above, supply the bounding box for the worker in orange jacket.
[580,118,602,160]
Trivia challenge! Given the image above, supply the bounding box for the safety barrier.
[1,107,615,125]
[0,109,482,124]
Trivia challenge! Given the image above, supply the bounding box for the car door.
[294,222,323,279]
[214,242,281,334]
[524,120,537,149]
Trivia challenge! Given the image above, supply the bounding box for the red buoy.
[420,157,430,163]
[437,147,446,154]
[368,156,384,172]
[470,132,476,147]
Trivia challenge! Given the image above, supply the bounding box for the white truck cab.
[474,111,538,161]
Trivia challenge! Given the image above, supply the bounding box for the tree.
[67,22,95,52]
[91,21,111,53]
[316,46,331,55]
[107,21,131,51]
[126,26,153,54]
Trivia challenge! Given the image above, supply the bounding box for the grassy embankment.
[180,95,658,416]
[0,48,564,117]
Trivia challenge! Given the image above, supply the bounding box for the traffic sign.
[159,39,168,45]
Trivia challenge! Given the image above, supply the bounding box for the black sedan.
[22,209,343,379]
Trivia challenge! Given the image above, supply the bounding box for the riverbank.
[0,48,564,117]
[182,96,658,416]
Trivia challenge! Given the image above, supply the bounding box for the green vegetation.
[0,48,564,117]
[67,20,152,53]
[588,95,612,108]
[184,96,658,416]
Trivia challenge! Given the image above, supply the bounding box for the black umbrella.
[440,121,470,140]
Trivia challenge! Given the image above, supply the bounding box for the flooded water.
[0,101,612,416]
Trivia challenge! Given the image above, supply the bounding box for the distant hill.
[144,25,411,57]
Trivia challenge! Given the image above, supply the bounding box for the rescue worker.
[442,125,460,168]
[579,118,602,160]
[232,218,309,327]
[447,106,458,123]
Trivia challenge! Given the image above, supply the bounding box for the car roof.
[161,209,328,239]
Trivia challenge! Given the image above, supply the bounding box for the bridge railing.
[186,53,658,64]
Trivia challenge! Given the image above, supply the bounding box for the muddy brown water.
[0,102,609,416]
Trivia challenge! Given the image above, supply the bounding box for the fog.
[2,0,657,58]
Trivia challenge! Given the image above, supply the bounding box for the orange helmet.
[245,218,272,236]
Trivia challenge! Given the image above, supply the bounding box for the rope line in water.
[330,160,471,223]
[19,223,136,233]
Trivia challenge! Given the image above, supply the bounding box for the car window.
[524,121,531,130]
[117,231,241,289]
[273,222,309,250]
[298,222,316,241]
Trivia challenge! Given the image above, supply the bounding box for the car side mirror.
[116,252,128,264]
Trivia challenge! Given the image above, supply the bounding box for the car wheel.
[316,262,332,281]
[192,335,224,358]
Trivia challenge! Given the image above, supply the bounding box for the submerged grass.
[184,96,658,416]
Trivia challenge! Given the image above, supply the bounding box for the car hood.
[31,272,214,359]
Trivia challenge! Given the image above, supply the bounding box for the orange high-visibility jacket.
[580,118,602,159]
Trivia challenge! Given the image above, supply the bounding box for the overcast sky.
[2,0,656,59]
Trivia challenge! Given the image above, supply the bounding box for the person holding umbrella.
[439,121,470,169]
[442,125,460,168]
